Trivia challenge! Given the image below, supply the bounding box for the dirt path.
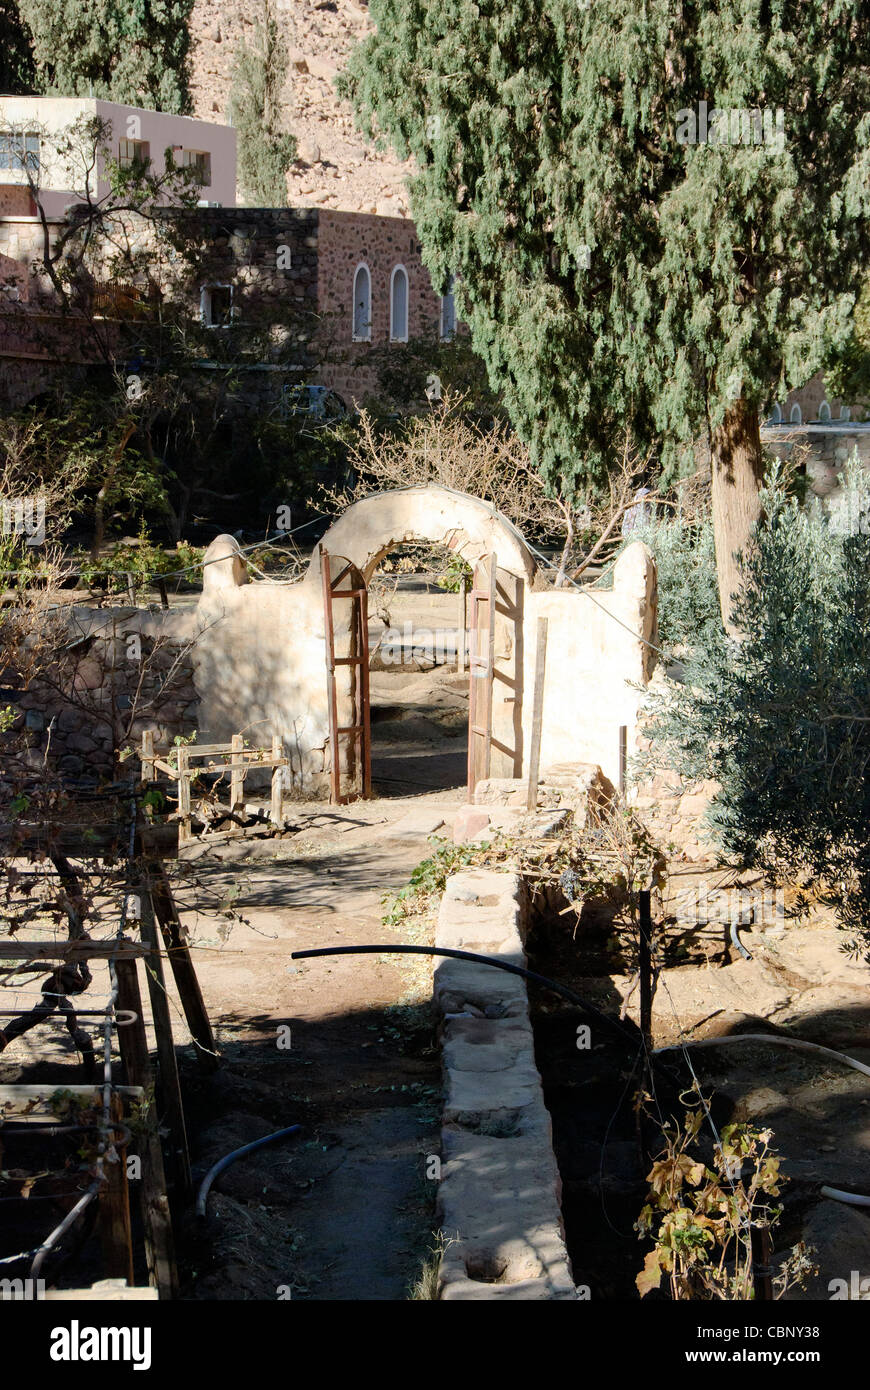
[172,792,461,1300]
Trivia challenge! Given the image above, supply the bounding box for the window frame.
[352,263,372,343]
[389,264,409,343]
[179,148,212,187]
[200,282,234,329]
[0,130,40,173]
[118,138,151,170]
[440,274,457,341]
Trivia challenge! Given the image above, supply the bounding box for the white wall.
[0,97,236,213]
[189,501,657,799]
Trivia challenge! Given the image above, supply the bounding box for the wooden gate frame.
[467,552,497,797]
[320,546,372,804]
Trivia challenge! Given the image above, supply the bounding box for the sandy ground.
[3,643,869,1300]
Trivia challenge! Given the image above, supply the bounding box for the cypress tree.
[342,1,870,628]
[229,0,297,207]
[17,0,193,113]
[0,2,35,93]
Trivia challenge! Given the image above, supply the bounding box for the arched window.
[840,404,852,422]
[440,274,456,341]
[790,403,802,425]
[352,264,371,342]
[770,402,782,425]
[390,265,409,342]
[818,400,832,422]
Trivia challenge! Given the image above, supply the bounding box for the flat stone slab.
[433,868,578,1299]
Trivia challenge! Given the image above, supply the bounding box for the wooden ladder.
[467,551,497,797]
[320,546,372,804]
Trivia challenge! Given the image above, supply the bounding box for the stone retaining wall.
[434,867,577,1299]
[7,606,198,781]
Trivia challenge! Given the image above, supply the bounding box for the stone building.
[0,97,457,406]
[0,201,457,409]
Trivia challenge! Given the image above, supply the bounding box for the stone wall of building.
[155,205,320,356]
[316,209,446,402]
[0,216,61,297]
[762,423,870,497]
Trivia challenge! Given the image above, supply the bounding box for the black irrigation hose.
[291,943,642,1048]
[196,1125,302,1218]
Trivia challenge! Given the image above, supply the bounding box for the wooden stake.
[136,885,192,1195]
[146,858,219,1074]
[484,553,496,780]
[638,889,653,1053]
[271,734,284,827]
[357,575,372,799]
[114,960,178,1299]
[229,733,244,811]
[176,746,191,843]
[98,1093,135,1287]
[141,729,155,785]
[526,617,548,810]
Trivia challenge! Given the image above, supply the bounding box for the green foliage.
[363,332,504,420]
[76,523,203,594]
[17,0,193,112]
[621,512,722,654]
[382,838,488,925]
[229,0,296,206]
[642,456,870,951]
[435,553,472,594]
[824,274,870,414]
[342,2,870,491]
[0,1,35,91]
[636,1088,814,1300]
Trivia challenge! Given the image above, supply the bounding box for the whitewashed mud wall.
[188,487,658,799]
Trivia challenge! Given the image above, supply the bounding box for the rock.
[297,139,321,165]
[474,778,539,807]
[453,806,493,843]
[71,656,104,691]
[306,56,338,82]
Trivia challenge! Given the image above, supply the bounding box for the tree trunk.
[710,396,765,634]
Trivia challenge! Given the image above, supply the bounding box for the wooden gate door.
[467,553,524,798]
[320,546,372,804]
[467,553,497,796]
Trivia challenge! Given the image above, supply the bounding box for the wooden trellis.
[141,731,288,842]
[0,816,217,1298]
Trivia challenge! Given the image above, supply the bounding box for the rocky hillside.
[188,0,413,215]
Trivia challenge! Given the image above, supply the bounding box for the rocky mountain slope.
[188,0,414,215]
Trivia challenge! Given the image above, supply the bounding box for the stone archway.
[306,486,538,586]
[312,487,536,788]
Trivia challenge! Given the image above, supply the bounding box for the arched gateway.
[308,486,537,586]
[194,487,655,803]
